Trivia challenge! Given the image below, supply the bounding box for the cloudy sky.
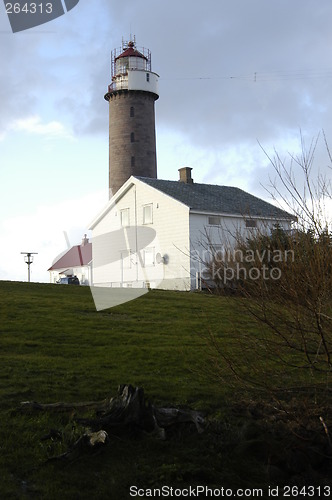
[0,0,331,282]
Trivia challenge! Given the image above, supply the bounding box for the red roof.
[48,243,92,271]
[115,45,147,61]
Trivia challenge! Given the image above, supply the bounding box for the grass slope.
[0,281,330,498]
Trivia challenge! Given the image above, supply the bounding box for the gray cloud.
[95,1,332,164]
[1,0,331,192]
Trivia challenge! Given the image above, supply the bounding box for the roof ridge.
[135,176,231,188]
[135,176,294,219]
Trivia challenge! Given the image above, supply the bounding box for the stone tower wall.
[108,90,158,196]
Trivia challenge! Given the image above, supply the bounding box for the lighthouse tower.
[104,38,159,197]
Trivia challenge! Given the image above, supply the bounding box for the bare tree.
[261,131,332,235]
[200,132,332,392]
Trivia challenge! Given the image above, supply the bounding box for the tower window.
[131,156,135,167]
[146,73,150,82]
[130,106,135,117]
[130,132,135,143]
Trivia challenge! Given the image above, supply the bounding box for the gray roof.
[136,177,294,219]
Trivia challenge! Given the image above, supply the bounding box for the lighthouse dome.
[115,41,148,74]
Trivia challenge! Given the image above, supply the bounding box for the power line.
[161,68,332,83]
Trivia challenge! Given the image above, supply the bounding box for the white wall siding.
[128,70,159,95]
[91,178,191,290]
[134,180,191,290]
[189,212,293,290]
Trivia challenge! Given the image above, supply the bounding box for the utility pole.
[21,252,38,282]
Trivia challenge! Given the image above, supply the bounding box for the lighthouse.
[104,38,159,197]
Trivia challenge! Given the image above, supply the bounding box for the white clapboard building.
[89,167,294,291]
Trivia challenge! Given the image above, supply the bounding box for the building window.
[143,204,153,224]
[245,219,257,228]
[130,106,135,117]
[208,216,221,226]
[121,250,132,269]
[209,244,224,264]
[143,247,155,267]
[120,208,130,227]
[146,73,150,82]
[131,156,135,167]
[130,132,135,143]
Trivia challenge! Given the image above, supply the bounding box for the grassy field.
[0,281,331,499]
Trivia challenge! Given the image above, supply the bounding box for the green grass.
[0,281,231,408]
[0,281,330,498]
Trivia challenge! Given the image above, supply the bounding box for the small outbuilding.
[48,235,92,285]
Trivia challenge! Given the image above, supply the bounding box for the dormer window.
[208,216,221,226]
[245,219,257,228]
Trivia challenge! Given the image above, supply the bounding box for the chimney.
[81,234,89,247]
[178,167,193,184]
